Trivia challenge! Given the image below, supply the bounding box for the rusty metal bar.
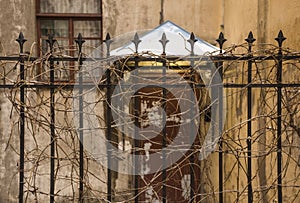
[3,54,300,63]
[106,67,112,202]
[159,32,169,203]
[162,59,167,203]
[275,30,286,203]
[216,32,226,203]
[188,32,197,202]
[245,31,256,203]
[16,32,26,203]
[46,34,57,203]
[0,82,299,90]
[75,33,85,202]
[104,32,113,202]
[133,56,139,203]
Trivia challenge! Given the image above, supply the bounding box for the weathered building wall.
[0,0,36,202]
[103,0,223,44]
[0,0,299,202]
[0,0,36,54]
[223,0,300,48]
[103,0,161,37]
[222,1,300,202]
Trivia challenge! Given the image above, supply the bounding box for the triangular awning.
[110,21,219,56]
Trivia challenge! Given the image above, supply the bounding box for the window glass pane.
[40,20,69,37]
[40,37,70,55]
[40,0,101,13]
[74,21,101,38]
[40,39,71,81]
[79,40,101,55]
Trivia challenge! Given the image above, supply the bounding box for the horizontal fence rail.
[0,30,299,203]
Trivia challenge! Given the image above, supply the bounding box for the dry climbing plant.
[0,38,299,202]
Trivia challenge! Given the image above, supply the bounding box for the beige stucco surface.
[0,0,299,202]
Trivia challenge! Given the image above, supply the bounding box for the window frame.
[36,0,103,81]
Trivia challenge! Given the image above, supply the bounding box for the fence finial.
[188,32,197,55]
[245,31,256,52]
[245,31,256,44]
[159,32,169,55]
[132,33,141,53]
[104,33,112,57]
[46,34,57,52]
[216,32,227,52]
[75,33,85,53]
[16,32,27,53]
[275,30,286,48]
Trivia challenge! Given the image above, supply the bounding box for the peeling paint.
[145,186,161,203]
[141,142,152,177]
[181,174,191,200]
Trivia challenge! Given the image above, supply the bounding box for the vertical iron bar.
[132,33,141,202]
[46,34,56,203]
[216,32,226,203]
[19,42,25,203]
[50,45,56,203]
[134,56,139,203]
[159,34,169,202]
[245,32,255,203]
[104,33,113,202]
[275,30,285,203]
[162,59,167,203]
[277,50,283,203]
[16,32,26,203]
[75,34,85,203]
[247,54,253,203]
[218,61,224,203]
[79,60,84,202]
[188,33,197,202]
[189,68,195,203]
[106,68,112,202]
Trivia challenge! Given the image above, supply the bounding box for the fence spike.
[216,32,227,51]
[275,30,286,48]
[245,31,256,44]
[159,32,169,55]
[188,32,198,55]
[16,32,27,53]
[132,33,141,53]
[245,31,256,52]
[104,33,113,57]
[75,33,85,53]
[46,34,57,52]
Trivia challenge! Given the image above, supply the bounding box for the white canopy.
[110,21,219,56]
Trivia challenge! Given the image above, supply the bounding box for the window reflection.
[40,20,69,37]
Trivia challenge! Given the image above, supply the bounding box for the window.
[36,0,102,81]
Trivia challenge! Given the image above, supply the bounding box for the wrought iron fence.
[0,30,299,203]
